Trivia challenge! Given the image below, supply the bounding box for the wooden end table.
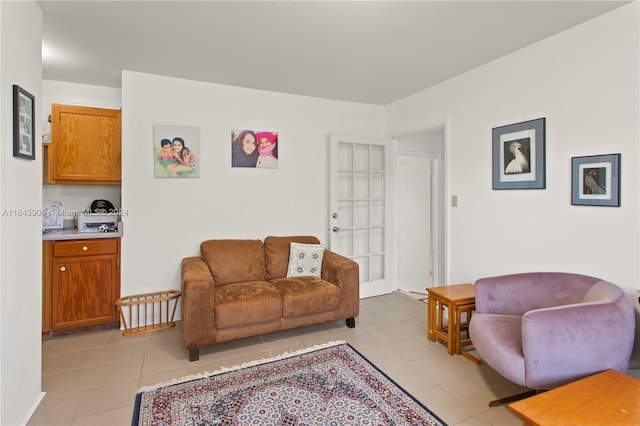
[426,283,476,358]
[508,369,640,426]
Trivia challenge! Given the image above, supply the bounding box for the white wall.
[0,1,44,424]
[387,4,639,292]
[41,79,121,112]
[120,71,385,308]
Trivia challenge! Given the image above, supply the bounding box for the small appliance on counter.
[76,213,119,232]
[75,199,119,232]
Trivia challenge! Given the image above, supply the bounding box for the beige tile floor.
[27,291,629,425]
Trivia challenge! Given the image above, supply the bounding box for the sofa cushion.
[271,277,341,317]
[264,236,321,280]
[286,243,324,277]
[214,281,282,329]
[201,239,266,285]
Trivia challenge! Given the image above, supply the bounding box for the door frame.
[391,121,449,290]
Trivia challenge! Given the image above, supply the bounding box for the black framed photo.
[571,154,620,207]
[13,85,35,160]
[492,118,545,189]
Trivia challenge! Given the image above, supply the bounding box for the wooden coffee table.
[426,283,476,358]
[508,369,640,425]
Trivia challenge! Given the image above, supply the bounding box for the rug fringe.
[137,340,347,393]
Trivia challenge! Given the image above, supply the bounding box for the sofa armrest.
[522,300,635,388]
[181,257,216,350]
[322,250,359,315]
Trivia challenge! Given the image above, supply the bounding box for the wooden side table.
[455,302,475,353]
[426,283,475,356]
[508,369,640,425]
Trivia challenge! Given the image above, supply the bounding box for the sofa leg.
[188,348,200,362]
[346,317,355,328]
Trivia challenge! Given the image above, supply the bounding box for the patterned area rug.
[133,341,447,425]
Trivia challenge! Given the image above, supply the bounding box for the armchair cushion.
[468,313,523,386]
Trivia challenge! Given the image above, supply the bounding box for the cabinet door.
[50,104,121,184]
[52,254,120,329]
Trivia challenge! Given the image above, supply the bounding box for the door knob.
[332,226,340,232]
[60,266,66,272]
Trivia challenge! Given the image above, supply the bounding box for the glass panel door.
[329,134,393,298]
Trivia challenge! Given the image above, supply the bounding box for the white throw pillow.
[286,243,325,277]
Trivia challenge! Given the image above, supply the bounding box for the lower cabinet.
[43,238,121,333]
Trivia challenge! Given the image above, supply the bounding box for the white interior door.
[329,133,393,298]
[396,155,433,294]
[396,128,445,291]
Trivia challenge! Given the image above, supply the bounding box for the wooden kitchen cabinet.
[42,238,120,333]
[45,104,121,185]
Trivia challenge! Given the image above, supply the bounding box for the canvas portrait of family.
[153,125,200,178]
[231,129,278,169]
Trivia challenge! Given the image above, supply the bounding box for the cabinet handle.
[82,246,88,251]
[60,266,66,272]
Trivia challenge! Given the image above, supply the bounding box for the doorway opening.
[395,127,445,297]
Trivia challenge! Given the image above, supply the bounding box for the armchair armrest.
[322,250,359,317]
[475,272,596,316]
[181,257,216,351]
[522,300,635,389]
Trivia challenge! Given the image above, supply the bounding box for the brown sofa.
[181,236,360,361]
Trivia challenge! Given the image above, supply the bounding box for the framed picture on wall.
[231,129,278,168]
[153,125,200,178]
[571,153,620,206]
[492,118,545,189]
[13,85,35,160]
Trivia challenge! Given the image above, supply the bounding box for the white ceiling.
[38,1,629,105]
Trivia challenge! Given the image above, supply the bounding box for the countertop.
[43,223,123,241]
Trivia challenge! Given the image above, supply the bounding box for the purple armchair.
[469,272,635,404]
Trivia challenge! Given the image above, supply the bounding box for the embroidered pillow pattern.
[286,243,325,277]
